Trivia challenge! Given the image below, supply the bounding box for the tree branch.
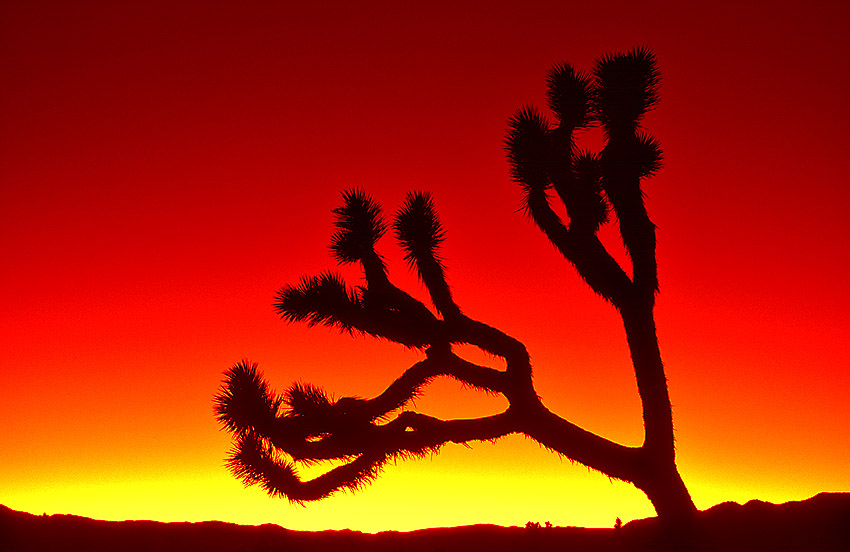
[524,186,632,307]
[354,350,510,421]
[518,401,641,483]
[230,409,518,503]
[235,351,509,462]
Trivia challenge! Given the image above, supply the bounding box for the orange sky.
[2,0,849,532]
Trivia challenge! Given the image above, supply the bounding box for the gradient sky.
[2,0,849,532]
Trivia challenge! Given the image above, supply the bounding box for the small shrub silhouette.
[214,46,696,525]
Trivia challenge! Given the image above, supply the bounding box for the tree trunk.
[637,457,697,522]
[621,302,698,521]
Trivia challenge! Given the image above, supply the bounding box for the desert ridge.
[1,493,848,552]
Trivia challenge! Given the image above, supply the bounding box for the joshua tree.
[214,47,697,524]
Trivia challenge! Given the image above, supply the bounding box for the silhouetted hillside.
[1,493,848,551]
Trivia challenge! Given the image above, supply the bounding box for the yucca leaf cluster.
[506,46,663,301]
[214,360,395,502]
[275,187,456,347]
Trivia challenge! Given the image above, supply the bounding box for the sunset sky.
[2,0,849,532]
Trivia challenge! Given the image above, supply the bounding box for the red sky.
[2,0,849,532]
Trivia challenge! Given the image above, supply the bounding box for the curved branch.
[393,410,517,449]
[364,350,510,418]
[227,430,388,503]
[517,401,642,483]
[231,409,518,503]
[525,186,632,306]
[441,315,533,390]
[254,352,509,460]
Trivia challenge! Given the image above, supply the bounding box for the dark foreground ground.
[1,493,848,551]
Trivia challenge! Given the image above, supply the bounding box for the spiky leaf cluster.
[226,431,301,501]
[284,382,333,418]
[503,47,664,303]
[394,191,446,272]
[632,131,663,178]
[329,188,387,266]
[273,271,363,333]
[546,63,593,130]
[506,105,609,231]
[599,132,663,186]
[564,151,609,232]
[393,191,457,315]
[214,361,282,435]
[593,46,660,132]
[505,106,551,195]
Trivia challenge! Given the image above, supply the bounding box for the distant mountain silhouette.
[2,493,848,551]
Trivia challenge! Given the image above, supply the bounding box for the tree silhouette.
[214,46,697,525]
